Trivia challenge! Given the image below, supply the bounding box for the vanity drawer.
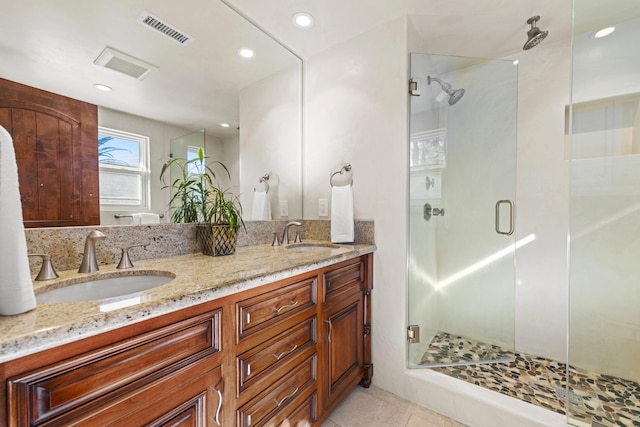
[237,316,316,393]
[236,355,316,427]
[272,392,318,427]
[8,310,221,426]
[237,277,317,341]
[323,258,364,301]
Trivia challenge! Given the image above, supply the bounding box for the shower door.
[407,53,518,367]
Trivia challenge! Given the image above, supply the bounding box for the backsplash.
[25,220,375,275]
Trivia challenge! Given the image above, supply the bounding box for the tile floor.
[421,331,640,427]
[321,385,466,427]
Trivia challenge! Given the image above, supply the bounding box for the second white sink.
[285,243,349,252]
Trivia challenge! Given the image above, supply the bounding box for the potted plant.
[160,148,245,256]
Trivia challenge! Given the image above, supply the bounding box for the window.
[98,127,150,210]
[186,145,205,176]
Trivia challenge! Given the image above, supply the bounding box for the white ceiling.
[2,0,638,136]
[228,0,640,59]
[227,0,574,58]
[0,0,298,137]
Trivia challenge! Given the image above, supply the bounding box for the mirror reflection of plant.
[160,148,245,230]
[98,136,131,166]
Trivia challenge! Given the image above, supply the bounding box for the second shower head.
[523,15,549,50]
[427,76,465,106]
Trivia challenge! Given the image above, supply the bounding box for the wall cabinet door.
[0,78,99,227]
[322,291,364,410]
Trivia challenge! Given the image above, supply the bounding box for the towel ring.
[254,174,270,193]
[330,164,353,187]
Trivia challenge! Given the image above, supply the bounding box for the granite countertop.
[0,241,375,364]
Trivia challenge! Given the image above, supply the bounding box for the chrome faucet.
[281,221,302,245]
[78,230,106,273]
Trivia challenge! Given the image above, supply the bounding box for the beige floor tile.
[405,413,442,427]
[326,387,412,427]
[406,403,449,427]
[323,386,466,427]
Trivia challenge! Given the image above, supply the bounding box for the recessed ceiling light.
[93,83,112,91]
[220,123,230,128]
[238,48,255,58]
[293,12,314,28]
[512,59,519,65]
[594,27,615,38]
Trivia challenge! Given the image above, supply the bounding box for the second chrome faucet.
[281,221,302,245]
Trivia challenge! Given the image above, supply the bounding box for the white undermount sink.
[285,243,349,251]
[36,273,175,303]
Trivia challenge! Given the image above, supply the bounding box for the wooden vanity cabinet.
[5,308,223,427]
[1,253,373,426]
[321,256,373,413]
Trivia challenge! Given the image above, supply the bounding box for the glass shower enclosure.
[407,53,518,368]
[568,1,640,425]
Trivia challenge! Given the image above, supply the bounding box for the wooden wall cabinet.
[1,254,373,426]
[0,78,99,227]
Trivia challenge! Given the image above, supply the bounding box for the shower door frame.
[407,52,519,369]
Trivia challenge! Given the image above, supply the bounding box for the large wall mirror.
[0,0,302,226]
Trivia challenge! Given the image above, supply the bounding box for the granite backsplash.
[25,220,374,275]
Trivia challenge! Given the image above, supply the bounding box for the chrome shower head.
[427,76,465,106]
[448,88,465,105]
[523,16,549,50]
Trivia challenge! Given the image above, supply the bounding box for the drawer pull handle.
[273,300,299,314]
[326,319,333,343]
[274,343,298,360]
[213,386,223,425]
[273,385,299,407]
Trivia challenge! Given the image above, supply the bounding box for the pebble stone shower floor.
[419,332,640,427]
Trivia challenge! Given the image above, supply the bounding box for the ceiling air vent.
[94,47,158,80]
[137,11,194,46]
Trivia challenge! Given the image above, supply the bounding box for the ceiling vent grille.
[93,47,158,80]
[137,11,194,46]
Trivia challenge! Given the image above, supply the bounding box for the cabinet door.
[0,78,99,227]
[322,291,364,409]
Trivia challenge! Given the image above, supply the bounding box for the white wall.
[305,16,409,397]
[305,12,572,426]
[239,65,302,220]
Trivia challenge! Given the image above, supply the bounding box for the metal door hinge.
[409,79,420,96]
[407,325,420,343]
[364,325,371,335]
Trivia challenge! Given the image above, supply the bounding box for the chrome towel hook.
[330,163,353,187]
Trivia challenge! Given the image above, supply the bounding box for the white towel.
[139,212,160,224]
[0,125,36,315]
[131,213,142,225]
[251,191,272,221]
[331,184,354,243]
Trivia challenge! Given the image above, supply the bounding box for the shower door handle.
[495,200,514,235]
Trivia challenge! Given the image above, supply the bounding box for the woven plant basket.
[197,224,238,256]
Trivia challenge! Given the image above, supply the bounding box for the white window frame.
[98,126,150,211]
